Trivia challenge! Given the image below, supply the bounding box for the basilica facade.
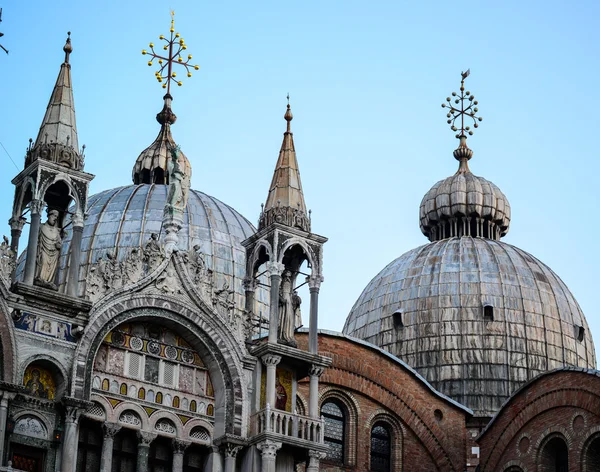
[0,31,599,472]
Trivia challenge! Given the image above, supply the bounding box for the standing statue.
[278,271,296,346]
[143,233,164,273]
[34,209,63,290]
[166,145,190,212]
[0,235,15,281]
[292,290,303,329]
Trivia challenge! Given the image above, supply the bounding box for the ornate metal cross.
[142,11,199,94]
[442,70,483,138]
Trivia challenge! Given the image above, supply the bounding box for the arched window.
[321,401,345,463]
[540,436,568,472]
[585,435,600,472]
[370,422,391,472]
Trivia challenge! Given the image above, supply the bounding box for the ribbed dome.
[17,184,269,316]
[343,237,595,417]
[419,139,510,242]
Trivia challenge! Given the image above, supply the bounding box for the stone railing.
[253,404,324,444]
[0,462,26,472]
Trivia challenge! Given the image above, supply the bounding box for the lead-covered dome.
[343,237,595,416]
[419,137,510,242]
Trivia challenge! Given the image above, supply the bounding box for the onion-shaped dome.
[343,237,595,417]
[419,137,510,241]
[16,184,269,316]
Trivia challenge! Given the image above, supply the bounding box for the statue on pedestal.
[34,209,63,290]
[278,271,296,346]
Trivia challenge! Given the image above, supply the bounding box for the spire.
[259,99,310,232]
[26,32,84,170]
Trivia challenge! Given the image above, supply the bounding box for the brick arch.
[0,295,17,382]
[319,387,361,466]
[70,295,249,438]
[536,430,570,472]
[581,428,600,472]
[482,386,600,471]
[320,367,459,471]
[365,411,405,471]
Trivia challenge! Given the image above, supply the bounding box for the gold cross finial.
[142,12,200,95]
[441,70,483,139]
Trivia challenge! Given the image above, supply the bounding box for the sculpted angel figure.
[34,209,63,290]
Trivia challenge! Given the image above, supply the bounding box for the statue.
[0,235,15,281]
[123,247,143,286]
[34,209,63,290]
[155,262,180,294]
[143,233,164,273]
[166,145,190,212]
[292,290,303,329]
[213,280,235,321]
[278,271,296,346]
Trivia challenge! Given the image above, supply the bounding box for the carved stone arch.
[21,353,69,399]
[278,238,318,273]
[365,410,405,472]
[13,176,36,219]
[37,174,81,225]
[88,394,113,422]
[0,297,17,382]
[70,298,248,438]
[150,410,183,436]
[182,417,214,437]
[249,240,273,274]
[12,410,52,440]
[319,387,361,466]
[114,403,148,431]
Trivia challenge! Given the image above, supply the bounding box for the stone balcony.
[251,404,328,452]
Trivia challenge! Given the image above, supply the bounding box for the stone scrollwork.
[119,411,141,427]
[172,439,190,454]
[183,244,213,301]
[103,423,121,439]
[155,419,176,434]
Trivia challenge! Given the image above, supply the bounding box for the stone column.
[0,392,16,466]
[208,446,223,472]
[308,365,324,419]
[67,212,84,297]
[222,444,243,472]
[136,431,156,472]
[61,405,83,472]
[267,262,284,343]
[243,277,257,340]
[307,275,324,354]
[99,423,121,472]
[262,354,281,410]
[23,199,44,285]
[8,216,26,256]
[306,450,326,472]
[257,440,281,472]
[172,439,190,472]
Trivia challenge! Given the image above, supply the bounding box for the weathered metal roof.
[343,237,596,417]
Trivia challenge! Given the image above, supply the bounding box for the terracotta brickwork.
[478,368,600,472]
[297,332,471,472]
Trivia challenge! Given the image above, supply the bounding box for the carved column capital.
[64,406,84,424]
[309,365,325,378]
[8,216,26,233]
[243,276,257,292]
[102,423,121,439]
[307,275,324,291]
[256,439,281,458]
[308,450,327,460]
[221,443,243,457]
[137,431,157,447]
[172,439,191,454]
[71,211,85,228]
[266,261,285,277]
[261,354,281,367]
[29,199,45,215]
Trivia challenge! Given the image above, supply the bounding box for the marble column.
[308,365,324,419]
[0,392,15,466]
[171,439,190,472]
[262,354,281,410]
[267,262,284,343]
[208,446,223,472]
[257,440,281,472]
[61,406,83,472]
[8,216,26,257]
[306,450,326,472]
[99,423,121,472]
[136,431,156,472]
[67,212,84,297]
[23,199,44,285]
[307,275,324,354]
[222,444,243,472]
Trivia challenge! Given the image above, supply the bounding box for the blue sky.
[2,1,599,360]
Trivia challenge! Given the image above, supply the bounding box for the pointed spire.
[259,99,310,232]
[132,94,191,185]
[29,32,81,168]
